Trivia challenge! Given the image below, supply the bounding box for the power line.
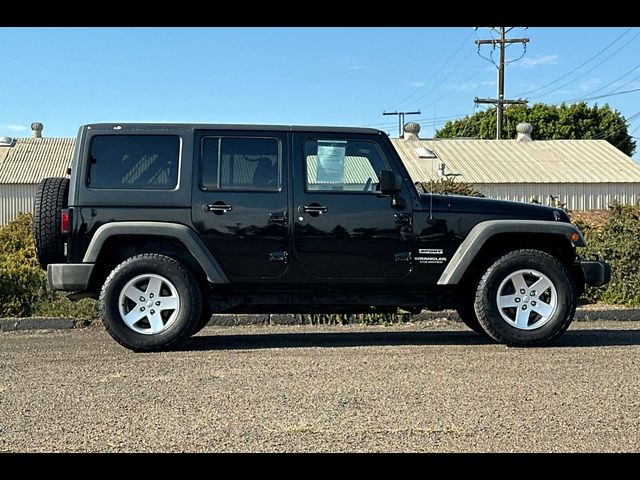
[474,26,529,139]
[590,110,640,140]
[608,71,640,94]
[382,110,421,137]
[565,87,640,104]
[615,120,640,148]
[534,29,640,100]
[458,104,480,137]
[409,49,476,106]
[568,61,640,102]
[368,29,474,126]
[391,30,475,110]
[421,62,488,109]
[366,113,464,127]
[514,27,634,97]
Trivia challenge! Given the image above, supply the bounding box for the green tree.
[435,102,636,157]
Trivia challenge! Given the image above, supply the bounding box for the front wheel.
[474,249,576,346]
[99,254,202,352]
[455,299,488,336]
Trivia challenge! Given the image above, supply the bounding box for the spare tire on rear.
[33,177,70,269]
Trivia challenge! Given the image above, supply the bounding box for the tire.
[474,249,577,346]
[33,177,70,268]
[191,306,212,336]
[99,254,202,352]
[456,299,488,336]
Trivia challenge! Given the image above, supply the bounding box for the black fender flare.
[83,221,229,283]
[437,219,586,285]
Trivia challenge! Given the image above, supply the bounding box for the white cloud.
[347,65,367,70]
[5,124,28,132]
[445,79,494,92]
[408,81,426,88]
[454,81,479,92]
[514,54,560,69]
[578,78,602,91]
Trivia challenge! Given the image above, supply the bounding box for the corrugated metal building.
[2,122,640,224]
[392,122,640,210]
[0,129,74,224]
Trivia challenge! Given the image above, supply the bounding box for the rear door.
[191,130,289,280]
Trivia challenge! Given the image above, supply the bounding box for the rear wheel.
[99,254,202,352]
[33,177,69,268]
[474,249,576,346]
[191,306,212,336]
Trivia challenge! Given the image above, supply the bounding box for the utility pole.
[474,27,529,139]
[383,110,421,137]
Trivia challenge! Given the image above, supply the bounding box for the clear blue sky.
[1,27,639,156]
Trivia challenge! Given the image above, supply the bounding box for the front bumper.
[580,260,611,287]
[47,263,94,292]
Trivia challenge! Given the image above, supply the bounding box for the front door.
[191,130,289,280]
[292,133,413,280]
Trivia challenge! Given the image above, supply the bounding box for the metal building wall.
[0,184,37,224]
[475,183,640,210]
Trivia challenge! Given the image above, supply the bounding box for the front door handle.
[298,204,328,215]
[202,202,233,214]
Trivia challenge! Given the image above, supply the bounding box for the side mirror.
[379,170,402,195]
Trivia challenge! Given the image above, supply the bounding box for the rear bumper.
[580,260,611,287]
[47,263,94,292]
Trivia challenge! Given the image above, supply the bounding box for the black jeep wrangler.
[34,123,610,351]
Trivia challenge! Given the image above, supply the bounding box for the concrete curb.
[2,307,640,332]
[0,317,93,332]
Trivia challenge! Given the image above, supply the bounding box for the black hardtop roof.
[83,123,383,135]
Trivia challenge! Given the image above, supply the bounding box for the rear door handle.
[298,204,328,215]
[202,202,233,214]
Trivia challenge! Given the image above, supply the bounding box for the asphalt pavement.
[1,320,639,452]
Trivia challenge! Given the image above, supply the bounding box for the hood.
[418,193,570,222]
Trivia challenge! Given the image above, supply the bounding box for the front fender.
[437,219,585,285]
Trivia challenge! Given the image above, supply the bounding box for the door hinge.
[269,251,288,263]
[394,252,412,263]
[268,211,288,226]
[394,212,412,226]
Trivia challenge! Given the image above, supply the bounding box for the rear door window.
[200,137,280,191]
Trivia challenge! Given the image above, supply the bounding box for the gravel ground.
[1,320,639,452]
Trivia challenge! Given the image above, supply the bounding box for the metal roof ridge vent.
[0,136,15,147]
[31,122,43,139]
[516,122,533,142]
[403,122,421,141]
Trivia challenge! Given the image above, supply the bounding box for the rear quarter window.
[87,135,180,189]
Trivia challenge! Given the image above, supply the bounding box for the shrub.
[573,202,640,306]
[415,178,485,197]
[32,293,98,318]
[0,213,46,317]
[0,213,97,318]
